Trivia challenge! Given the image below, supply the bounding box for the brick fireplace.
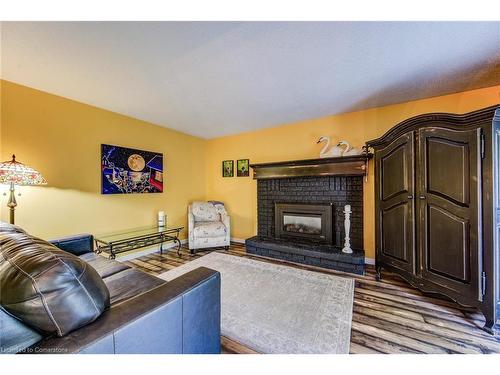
[245,155,370,275]
[258,176,363,248]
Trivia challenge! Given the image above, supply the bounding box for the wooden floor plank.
[122,243,500,354]
[352,319,450,353]
[348,341,382,354]
[353,292,480,327]
[353,305,500,353]
[355,287,468,317]
[221,336,259,354]
[356,281,478,312]
[352,308,483,354]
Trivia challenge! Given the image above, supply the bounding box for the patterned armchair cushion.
[191,201,220,222]
[193,222,227,239]
[212,203,227,216]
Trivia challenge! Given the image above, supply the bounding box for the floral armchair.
[188,201,230,254]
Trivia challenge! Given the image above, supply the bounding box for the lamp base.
[7,182,17,225]
[9,207,15,225]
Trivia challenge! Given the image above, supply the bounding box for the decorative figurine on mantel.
[316,136,344,158]
[337,140,364,156]
[342,204,353,254]
[316,137,364,158]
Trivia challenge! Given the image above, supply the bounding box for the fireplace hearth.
[245,236,365,274]
[245,155,370,275]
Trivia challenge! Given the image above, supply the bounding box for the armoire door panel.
[426,137,470,206]
[381,202,409,262]
[376,132,415,273]
[427,204,470,283]
[381,144,408,201]
[418,127,481,301]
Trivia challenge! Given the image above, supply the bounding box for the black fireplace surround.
[258,176,363,248]
[246,174,366,274]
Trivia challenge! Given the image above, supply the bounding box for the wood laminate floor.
[122,242,500,354]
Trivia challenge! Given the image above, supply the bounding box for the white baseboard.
[230,237,246,244]
[365,257,375,265]
[116,239,188,261]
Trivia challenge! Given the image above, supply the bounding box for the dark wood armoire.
[366,106,500,333]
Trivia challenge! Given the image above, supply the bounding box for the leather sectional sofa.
[0,223,221,354]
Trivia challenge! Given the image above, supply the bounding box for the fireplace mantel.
[250,154,373,180]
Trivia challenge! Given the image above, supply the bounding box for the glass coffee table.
[94,225,184,259]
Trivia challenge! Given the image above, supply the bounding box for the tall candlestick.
[342,204,353,254]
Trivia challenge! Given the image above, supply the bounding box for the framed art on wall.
[237,159,250,177]
[101,144,163,194]
[222,160,234,177]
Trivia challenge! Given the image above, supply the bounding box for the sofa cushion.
[191,201,220,222]
[79,252,130,279]
[193,222,227,238]
[0,230,110,337]
[103,268,166,306]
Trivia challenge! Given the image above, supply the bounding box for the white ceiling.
[1,22,500,139]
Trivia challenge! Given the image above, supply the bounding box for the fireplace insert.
[274,203,333,244]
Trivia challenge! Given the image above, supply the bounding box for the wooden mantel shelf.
[249,153,373,180]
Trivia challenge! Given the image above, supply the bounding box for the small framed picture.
[237,159,250,177]
[222,160,234,177]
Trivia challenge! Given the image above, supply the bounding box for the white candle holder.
[158,211,166,227]
[342,204,353,254]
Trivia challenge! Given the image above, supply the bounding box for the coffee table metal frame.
[94,226,183,259]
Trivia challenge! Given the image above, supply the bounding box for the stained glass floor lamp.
[0,155,47,224]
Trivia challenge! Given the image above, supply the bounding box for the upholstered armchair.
[188,201,230,254]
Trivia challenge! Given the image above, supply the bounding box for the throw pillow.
[0,230,110,337]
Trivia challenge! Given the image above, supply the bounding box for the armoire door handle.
[419,195,426,200]
[407,195,413,199]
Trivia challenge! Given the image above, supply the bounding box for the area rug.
[158,252,354,354]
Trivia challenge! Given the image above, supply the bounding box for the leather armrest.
[27,267,221,354]
[49,234,94,256]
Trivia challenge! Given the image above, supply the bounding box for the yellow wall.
[0,80,206,240]
[205,85,500,259]
[0,80,3,220]
[2,79,499,259]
